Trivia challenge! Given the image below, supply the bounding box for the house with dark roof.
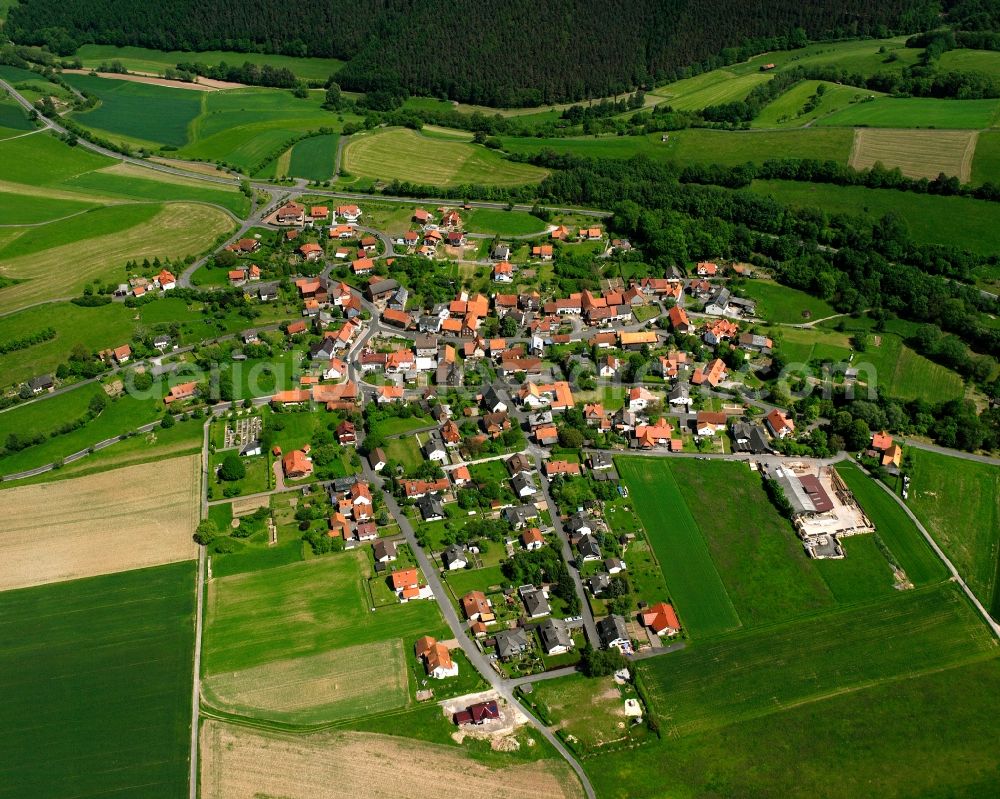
[416,494,445,521]
[504,504,540,529]
[453,700,500,726]
[597,614,630,650]
[494,628,530,660]
[442,544,469,571]
[537,618,574,656]
[586,572,611,596]
[519,585,551,619]
[575,532,601,561]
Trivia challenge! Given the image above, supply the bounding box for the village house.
[275,201,305,225]
[282,447,313,479]
[597,614,630,651]
[641,602,681,636]
[415,636,459,679]
[538,618,574,656]
[337,204,362,222]
[695,411,728,437]
[461,591,495,622]
[164,381,198,405]
[765,408,796,439]
[521,527,544,550]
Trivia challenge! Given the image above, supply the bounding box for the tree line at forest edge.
[5,0,961,106]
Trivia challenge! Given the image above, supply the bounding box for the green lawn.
[938,48,1000,79]
[208,451,270,497]
[615,457,740,638]
[463,207,548,236]
[637,583,993,738]
[74,44,345,82]
[588,656,1000,799]
[528,674,638,751]
[904,447,1000,615]
[658,71,773,112]
[0,190,96,224]
[738,278,837,323]
[203,552,447,674]
[370,414,434,438]
[750,179,1000,255]
[0,562,195,798]
[818,96,1000,129]
[343,127,549,187]
[662,460,836,627]
[442,564,507,598]
[383,434,424,472]
[835,462,949,587]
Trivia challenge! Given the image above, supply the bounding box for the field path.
[959,130,979,184]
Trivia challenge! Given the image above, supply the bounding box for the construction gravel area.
[0,455,199,591]
[200,722,584,799]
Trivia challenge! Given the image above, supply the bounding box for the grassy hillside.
[818,96,1000,128]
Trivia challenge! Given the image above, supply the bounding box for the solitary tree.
[218,453,246,481]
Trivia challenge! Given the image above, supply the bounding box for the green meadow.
[0,562,195,798]
[753,80,881,128]
[971,130,1000,185]
[737,278,837,323]
[835,462,949,586]
[203,552,447,674]
[0,190,95,224]
[751,179,1000,255]
[903,447,1000,614]
[614,457,740,638]
[501,127,854,168]
[464,207,548,236]
[818,96,1000,128]
[74,44,345,82]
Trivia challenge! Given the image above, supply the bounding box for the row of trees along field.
[7,0,942,105]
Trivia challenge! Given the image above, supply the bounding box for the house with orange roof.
[156,269,177,290]
[228,269,247,285]
[227,237,260,254]
[275,201,305,225]
[282,448,313,479]
[451,464,471,485]
[531,244,554,260]
[415,636,458,679]
[550,225,572,240]
[691,358,727,388]
[633,418,674,448]
[440,209,463,230]
[545,460,581,477]
[628,387,656,412]
[376,385,405,404]
[534,425,559,445]
[703,318,739,344]
[667,305,691,333]
[351,257,374,275]
[492,261,514,282]
[329,224,355,239]
[271,389,311,406]
[695,411,728,437]
[313,380,359,409]
[164,381,198,404]
[310,206,329,219]
[460,591,495,622]
[111,344,132,364]
[337,204,362,222]
[413,208,431,224]
[697,261,718,276]
[765,408,795,439]
[618,330,658,349]
[299,242,323,261]
[579,226,603,240]
[382,308,412,329]
[521,527,544,550]
[327,512,350,539]
[871,431,894,451]
[640,602,681,636]
[286,320,308,335]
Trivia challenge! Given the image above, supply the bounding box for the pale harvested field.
[0,202,233,313]
[201,722,584,799]
[0,455,199,590]
[100,161,235,191]
[0,177,126,204]
[61,68,218,91]
[202,639,409,724]
[150,156,230,177]
[850,128,978,181]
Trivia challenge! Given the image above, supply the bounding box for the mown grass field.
[971,129,1000,185]
[753,80,879,129]
[589,649,1000,799]
[849,127,978,181]
[904,447,1000,614]
[288,132,338,180]
[639,583,993,737]
[661,460,836,627]
[343,127,549,187]
[813,533,899,603]
[0,94,34,135]
[202,639,410,725]
[0,189,95,224]
[614,457,740,638]
[528,674,629,750]
[751,179,1000,255]
[656,71,773,112]
[819,96,1000,129]
[203,551,447,675]
[501,126,855,168]
[737,278,836,323]
[938,48,1000,78]
[0,561,195,798]
[75,44,345,82]
[0,201,233,314]
[835,462,949,586]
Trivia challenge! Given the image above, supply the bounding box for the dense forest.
[6,0,943,105]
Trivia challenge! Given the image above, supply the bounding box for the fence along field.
[849,128,979,181]
[0,455,199,590]
[201,639,410,724]
[201,722,584,799]
[0,561,195,799]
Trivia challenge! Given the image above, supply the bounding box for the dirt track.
[201,721,584,799]
[0,455,199,590]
